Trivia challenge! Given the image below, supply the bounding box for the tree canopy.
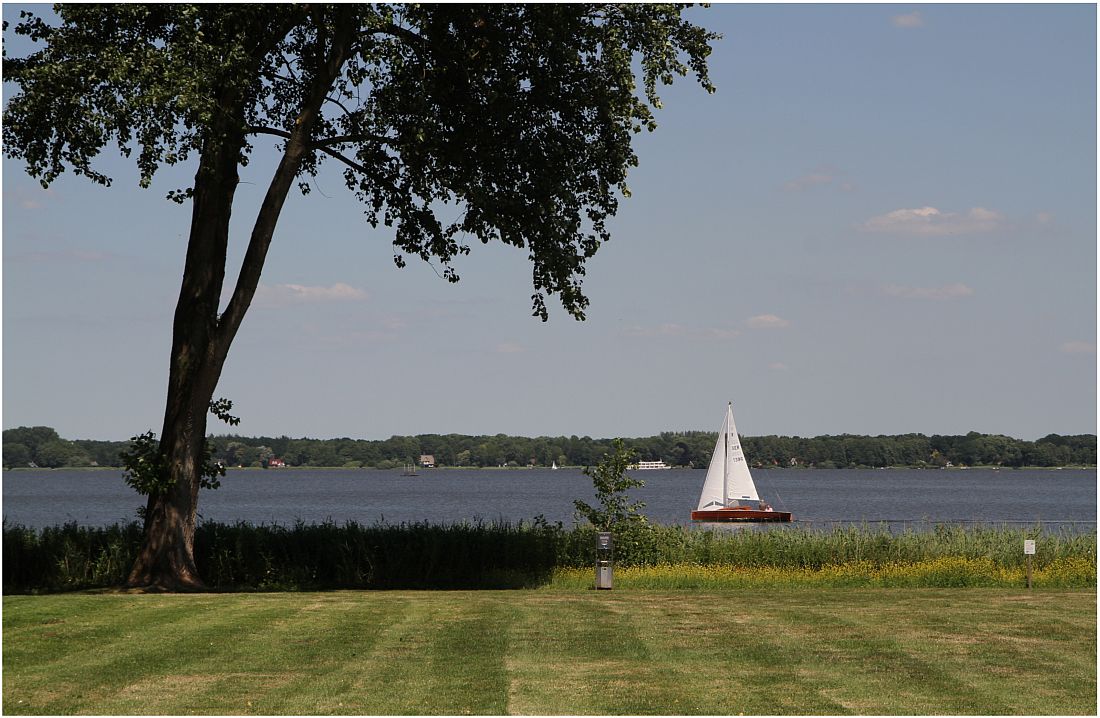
[5,4,717,319]
[3,3,720,590]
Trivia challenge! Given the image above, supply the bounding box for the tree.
[3,426,62,462]
[2,442,33,469]
[573,438,647,530]
[33,439,77,468]
[4,4,716,590]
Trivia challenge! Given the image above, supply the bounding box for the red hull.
[691,507,793,522]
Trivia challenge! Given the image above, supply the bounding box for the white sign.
[1024,540,1036,555]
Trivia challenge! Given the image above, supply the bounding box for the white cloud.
[1060,341,1096,355]
[746,314,790,329]
[861,206,1003,236]
[623,323,740,340]
[254,282,368,308]
[892,12,924,28]
[880,283,975,301]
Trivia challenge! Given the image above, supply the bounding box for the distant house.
[419,454,435,468]
[267,458,286,468]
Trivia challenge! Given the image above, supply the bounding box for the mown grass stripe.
[503,593,657,714]
[423,595,512,714]
[941,593,1098,716]
[805,601,1005,714]
[4,594,298,714]
[276,592,516,715]
[767,590,1096,715]
[256,593,429,715]
[617,593,849,715]
[196,593,394,715]
[3,589,1094,715]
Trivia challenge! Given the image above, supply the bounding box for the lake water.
[2,467,1095,532]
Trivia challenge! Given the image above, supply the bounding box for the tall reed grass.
[3,519,1095,593]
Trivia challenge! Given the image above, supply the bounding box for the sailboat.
[551,461,559,470]
[691,403,793,522]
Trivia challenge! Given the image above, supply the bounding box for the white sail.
[696,410,730,510]
[724,404,759,503]
[695,403,759,511]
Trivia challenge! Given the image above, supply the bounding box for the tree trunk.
[125,16,356,591]
[126,123,242,591]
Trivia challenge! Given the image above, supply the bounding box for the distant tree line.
[2,426,127,469]
[3,426,1096,470]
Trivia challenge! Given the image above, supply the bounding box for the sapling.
[573,438,648,530]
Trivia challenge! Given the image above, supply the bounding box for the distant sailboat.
[551,461,559,470]
[691,403,793,522]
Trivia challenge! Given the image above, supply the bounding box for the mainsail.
[695,403,760,511]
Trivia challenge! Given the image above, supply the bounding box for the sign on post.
[1024,540,1035,589]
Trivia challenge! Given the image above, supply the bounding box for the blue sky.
[3,4,1096,442]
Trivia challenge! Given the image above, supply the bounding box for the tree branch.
[324,94,366,137]
[215,9,358,358]
[247,124,392,151]
[247,125,293,141]
[373,23,428,50]
[281,53,300,83]
[315,144,372,174]
[313,133,393,149]
[325,93,356,118]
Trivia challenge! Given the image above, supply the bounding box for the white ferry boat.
[631,460,671,470]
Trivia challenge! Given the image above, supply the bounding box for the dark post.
[596,532,613,590]
[1024,539,1036,589]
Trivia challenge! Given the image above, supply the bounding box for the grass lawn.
[3,588,1095,715]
